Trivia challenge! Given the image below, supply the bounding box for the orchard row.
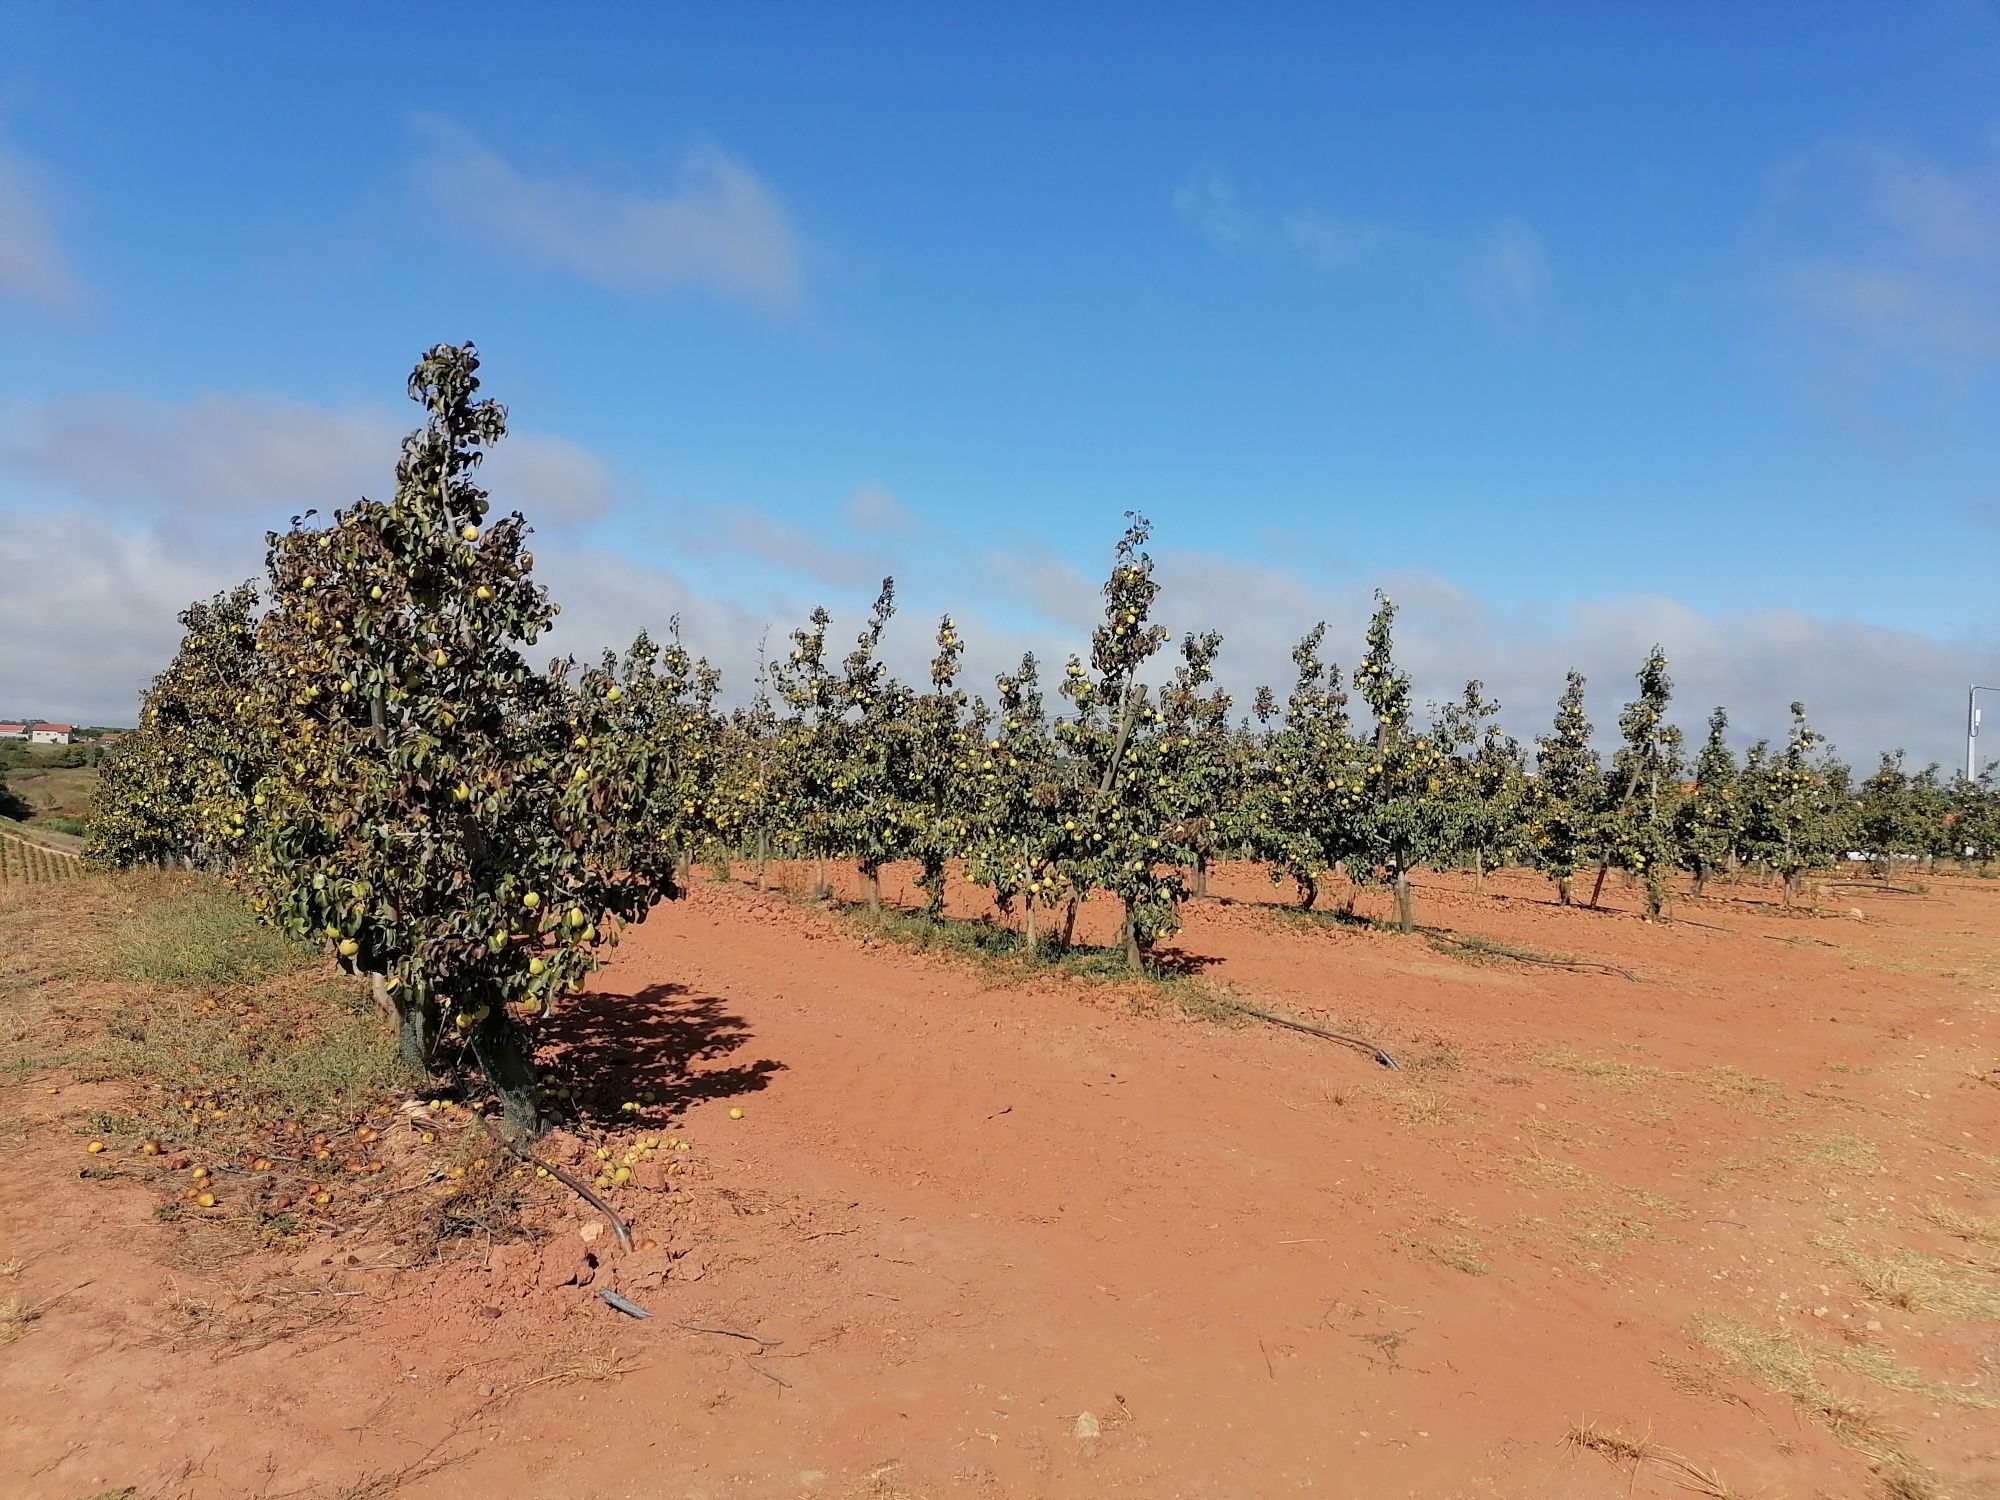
[88,345,1999,1133]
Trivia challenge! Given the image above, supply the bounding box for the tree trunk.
[813,857,828,901]
[1557,873,1574,907]
[1692,868,1707,899]
[1473,847,1485,893]
[1025,894,1038,949]
[1393,867,1414,933]
[1587,858,1611,909]
[676,849,693,889]
[1123,907,1144,975]
[755,830,769,890]
[469,1007,540,1138]
[1297,871,1317,911]
[1061,898,1079,952]
[1194,852,1209,898]
[394,988,439,1074]
[864,865,881,916]
[369,972,394,1019]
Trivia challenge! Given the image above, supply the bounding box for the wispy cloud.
[0,133,83,311]
[685,504,891,590]
[410,119,804,311]
[1764,131,2000,370]
[1135,552,1992,767]
[0,509,251,724]
[0,391,616,528]
[1173,167,1551,320]
[6,480,1990,766]
[1466,217,1550,322]
[845,485,916,535]
[1282,210,1396,272]
[1172,167,1253,250]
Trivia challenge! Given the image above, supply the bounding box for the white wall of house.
[28,728,72,744]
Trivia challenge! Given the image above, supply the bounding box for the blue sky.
[3,3,1997,764]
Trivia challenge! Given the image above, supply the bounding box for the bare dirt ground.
[4,863,1998,1499]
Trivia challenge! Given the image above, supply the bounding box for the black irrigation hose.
[479,1117,633,1252]
[1210,997,1398,1070]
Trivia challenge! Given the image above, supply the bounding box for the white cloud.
[1282,210,1394,272]
[1175,168,1550,321]
[0,391,616,530]
[983,544,1102,633]
[0,511,253,726]
[1138,555,1994,768]
[683,504,892,590]
[1172,168,1252,250]
[1765,134,2000,369]
[1467,217,1551,321]
[845,485,916,535]
[410,120,803,311]
[5,487,1987,768]
[0,134,82,311]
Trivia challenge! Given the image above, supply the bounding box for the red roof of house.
[0,724,25,733]
[35,723,74,733]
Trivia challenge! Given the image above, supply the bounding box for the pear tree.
[1346,593,1467,933]
[241,343,677,1135]
[1530,672,1601,906]
[1589,646,1682,918]
[965,652,1061,940]
[1674,708,1740,897]
[904,615,978,919]
[1245,624,1359,911]
[1049,515,1198,972]
[89,583,263,870]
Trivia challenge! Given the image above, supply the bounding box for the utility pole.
[1971,686,1999,782]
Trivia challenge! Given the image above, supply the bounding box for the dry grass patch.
[1535,1047,1666,1086]
[503,1348,646,1398]
[1918,1200,2000,1247]
[1628,1187,1690,1220]
[1824,1242,2000,1320]
[1562,1421,1654,1465]
[1389,1228,1491,1276]
[1513,1151,1595,1192]
[1805,1134,1885,1174]
[1692,1315,1898,1459]
[0,1294,49,1345]
[1562,1422,1742,1498]
[1652,1353,1753,1412]
[1702,1065,1797,1118]
[1836,1344,1997,1411]
[1385,1084,1447,1127]
[157,1271,354,1354]
[1566,1202,1659,1261]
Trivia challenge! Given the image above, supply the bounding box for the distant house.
[0,723,26,740]
[29,723,73,745]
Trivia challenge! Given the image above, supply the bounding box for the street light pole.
[1971,686,1999,782]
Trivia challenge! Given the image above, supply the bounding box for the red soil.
[4,864,1998,1499]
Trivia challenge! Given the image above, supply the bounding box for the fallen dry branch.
[1563,1423,1741,1498]
[674,1320,784,1349]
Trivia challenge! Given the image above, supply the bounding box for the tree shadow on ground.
[543,981,784,1130]
[1135,946,1219,978]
